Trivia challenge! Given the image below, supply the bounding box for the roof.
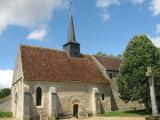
[94,55,122,71]
[20,45,109,84]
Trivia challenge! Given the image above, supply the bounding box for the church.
[11,13,143,120]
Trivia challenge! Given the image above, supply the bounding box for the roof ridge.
[20,44,92,58]
[20,44,66,53]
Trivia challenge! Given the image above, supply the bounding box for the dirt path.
[0,117,145,120]
[0,118,12,120]
[63,117,145,120]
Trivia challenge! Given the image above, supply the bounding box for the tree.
[0,88,11,99]
[117,35,160,112]
[96,51,123,59]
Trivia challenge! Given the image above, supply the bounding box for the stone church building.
[11,13,143,120]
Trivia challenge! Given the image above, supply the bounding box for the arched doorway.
[73,104,78,117]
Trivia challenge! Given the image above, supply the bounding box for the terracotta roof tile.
[20,45,109,84]
[94,55,122,71]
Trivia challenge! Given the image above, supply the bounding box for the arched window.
[102,93,104,100]
[36,87,42,106]
[109,73,113,79]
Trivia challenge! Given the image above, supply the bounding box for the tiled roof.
[20,45,109,84]
[94,55,122,71]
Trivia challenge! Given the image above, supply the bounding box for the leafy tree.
[117,35,160,112]
[0,88,11,99]
[96,52,123,59]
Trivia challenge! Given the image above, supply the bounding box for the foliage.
[88,112,93,117]
[0,88,11,99]
[54,114,59,120]
[101,109,150,117]
[117,35,160,112]
[96,51,123,59]
[0,112,12,118]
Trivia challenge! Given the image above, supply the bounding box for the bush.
[88,112,93,117]
[0,88,11,99]
[54,114,59,120]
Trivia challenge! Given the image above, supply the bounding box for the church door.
[73,104,78,117]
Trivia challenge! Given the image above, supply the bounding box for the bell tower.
[63,1,81,58]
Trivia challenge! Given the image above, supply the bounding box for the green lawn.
[0,112,12,118]
[101,109,151,117]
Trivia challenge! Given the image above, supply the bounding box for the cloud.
[0,70,13,88]
[0,0,68,33]
[150,0,160,16]
[96,0,120,22]
[131,0,144,5]
[156,23,160,34]
[149,23,160,48]
[150,36,160,48]
[96,0,120,8]
[101,12,110,21]
[27,28,47,41]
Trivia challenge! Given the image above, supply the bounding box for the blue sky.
[0,0,160,88]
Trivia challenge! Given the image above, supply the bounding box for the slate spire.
[67,13,77,43]
[63,1,81,58]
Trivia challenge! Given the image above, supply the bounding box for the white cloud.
[101,12,110,21]
[131,0,144,5]
[0,70,13,88]
[96,0,120,22]
[27,28,47,41]
[150,0,160,16]
[150,36,160,48]
[156,23,160,34]
[148,23,160,48]
[96,0,120,8]
[0,0,68,33]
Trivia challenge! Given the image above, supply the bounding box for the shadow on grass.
[101,109,151,117]
[124,109,151,116]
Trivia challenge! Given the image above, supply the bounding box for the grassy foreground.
[101,109,151,117]
[0,112,12,118]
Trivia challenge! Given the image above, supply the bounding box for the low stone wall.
[0,96,12,112]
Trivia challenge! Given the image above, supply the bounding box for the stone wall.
[92,55,144,111]
[0,96,12,112]
[24,81,111,119]
[110,78,144,111]
[12,79,24,120]
[12,46,24,120]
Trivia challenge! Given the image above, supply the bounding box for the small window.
[109,73,113,79]
[102,94,104,100]
[36,87,42,106]
[15,93,18,103]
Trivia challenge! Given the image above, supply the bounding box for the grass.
[101,109,151,117]
[0,112,12,118]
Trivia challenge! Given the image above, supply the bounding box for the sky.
[0,0,160,88]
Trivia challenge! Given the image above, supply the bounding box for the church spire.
[63,0,81,58]
[67,13,77,43]
[67,0,78,44]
